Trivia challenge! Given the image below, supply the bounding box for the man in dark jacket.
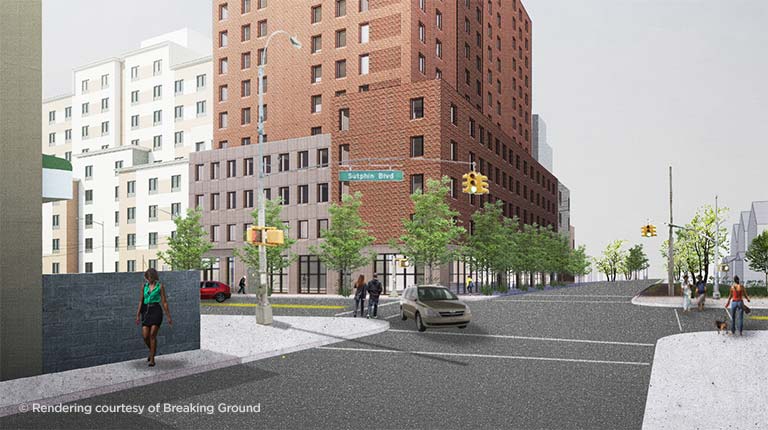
[366,274,383,318]
[238,276,246,294]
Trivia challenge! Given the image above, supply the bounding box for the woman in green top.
[134,268,172,367]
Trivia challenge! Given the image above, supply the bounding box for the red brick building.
[208,0,558,292]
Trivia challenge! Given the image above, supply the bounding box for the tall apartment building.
[725,202,768,284]
[531,114,552,173]
[42,29,213,274]
[207,0,559,292]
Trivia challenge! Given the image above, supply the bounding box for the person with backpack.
[238,276,247,294]
[353,274,366,317]
[366,274,383,319]
[724,276,751,336]
[694,275,706,311]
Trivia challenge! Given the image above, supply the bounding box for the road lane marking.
[385,314,401,320]
[748,316,768,320]
[725,308,732,320]
[386,329,654,347]
[316,346,651,367]
[202,303,345,309]
[674,309,683,332]
[506,294,634,298]
[495,299,631,304]
[334,300,400,317]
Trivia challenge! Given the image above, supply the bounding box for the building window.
[410,97,424,119]
[153,59,162,75]
[450,140,458,161]
[278,186,289,205]
[64,129,71,142]
[130,66,139,80]
[436,39,442,58]
[315,148,328,167]
[262,155,271,174]
[219,30,229,47]
[127,207,136,224]
[335,0,346,17]
[243,0,252,12]
[298,220,309,239]
[227,191,237,209]
[153,135,162,150]
[335,29,346,48]
[334,60,347,79]
[450,177,458,199]
[81,124,89,139]
[242,190,254,208]
[241,79,251,97]
[52,262,60,274]
[338,108,350,131]
[210,193,221,210]
[219,112,228,128]
[311,5,322,24]
[257,19,267,37]
[297,151,309,169]
[242,107,251,125]
[311,95,322,113]
[149,177,158,193]
[241,51,251,69]
[174,105,184,121]
[410,174,424,194]
[85,190,93,204]
[310,34,322,54]
[317,183,329,202]
[241,24,251,41]
[469,118,476,137]
[196,74,206,89]
[436,9,443,29]
[227,159,237,177]
[359,0,368,12]
[211,162,221,179]
[418,53,425,74]
[149,205,158,221]
[311,64,322,83]
[153,110,162,125]
[244,157,254,175]
[298,185,309,204]
[410,136,424,157]
[171,202,181,217]
[418,22,425,43]
[311,126,323,136]
[278,153,289,171]
[84,165,93,179]
[211,225,220,242]
[219,57,229,74]
[174,79,184,95]
[317,219,329,237]
[359,54,369,75]
[360,23,370,44]
[219,3,228,20]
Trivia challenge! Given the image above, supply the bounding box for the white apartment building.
[42,29,212,274]
[725,201,768,285]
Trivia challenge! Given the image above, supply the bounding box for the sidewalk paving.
[642,331,768,429]
[632,295,768,309]
[0,315,388,418]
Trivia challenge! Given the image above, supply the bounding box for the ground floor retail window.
[269,265,288,294]
[299,255,326,294]
[449,257,517,293]
[202,257,221,282]
[373,254,424,293]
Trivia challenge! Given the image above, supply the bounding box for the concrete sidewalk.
[642,331,768,429]
[632,295,768,309]
[0,315,388,418]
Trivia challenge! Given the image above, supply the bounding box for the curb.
[1,319,389,419]
[631,295,768,310]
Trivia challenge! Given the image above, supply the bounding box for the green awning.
[42,154,72,171]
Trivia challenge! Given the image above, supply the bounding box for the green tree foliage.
[156,207,213,270]
[311,192,375,296]
[624,244,650,280]
[233,199,296,291]
[568,245,592,277]
[745,230,768,289]
[660,238,690,282]
[675,205,729,281]
[395,177,465,283]
[594,240,626,282]
[464,201,517,288]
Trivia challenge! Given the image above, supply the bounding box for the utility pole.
[713,195,721,299]
[668,166,675,296]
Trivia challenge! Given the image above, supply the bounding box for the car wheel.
[400,307,407,321]
[415,313,426,332]
[458,325,467,329]
[215,292,227,303]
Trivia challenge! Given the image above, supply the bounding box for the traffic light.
[641,225,648,237]
[476,173,489,194]
[462,172,478,194]
[246,226,285,246]
[649,224,657,237]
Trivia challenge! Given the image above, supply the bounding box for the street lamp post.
[713,195,721,299]
[253,31,302,325]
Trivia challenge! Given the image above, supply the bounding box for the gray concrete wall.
[0,0,43,381]
[42,271,200,373]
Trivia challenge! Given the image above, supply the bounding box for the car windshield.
[418,287,458,301]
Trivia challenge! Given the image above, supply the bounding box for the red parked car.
[200,281,231,303]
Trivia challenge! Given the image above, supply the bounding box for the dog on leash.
[715,320,728,334]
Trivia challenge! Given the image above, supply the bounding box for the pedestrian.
[724,275,751,336]
[681,275,692,313]
[366,274,383,319]
[694,275,707,311]
[353,274,366,317]
[238,275,246,294]
[135,268,172,367]
[466,276,475,295]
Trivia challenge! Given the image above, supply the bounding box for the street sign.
[339,170,404,181]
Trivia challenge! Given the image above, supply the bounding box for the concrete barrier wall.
[42,271,200,373]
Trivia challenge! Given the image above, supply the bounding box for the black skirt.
[141,303,163,327]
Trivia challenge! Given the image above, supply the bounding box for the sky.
[43,0,768,277]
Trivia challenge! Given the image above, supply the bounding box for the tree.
[395,177,466,283]
[745,230,768,290]
[594,240,626,282]
[676,205,729,282]
[311,192,375,296]
[660,238,690,282]
[624,244,650,280]
[567,245,592,280]
[233,198,296,292]
[464,201,515,288]
[157,207,213,270]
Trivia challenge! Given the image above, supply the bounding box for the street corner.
[642,330,768,430]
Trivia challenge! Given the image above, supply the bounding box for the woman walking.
[353,275,366,317]
[681,275,692,313]
[135,268,172,366]
[724,276,751,336]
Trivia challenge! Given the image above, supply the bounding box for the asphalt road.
[4,280,767,430]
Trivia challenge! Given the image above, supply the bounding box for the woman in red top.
[724,276,751,336]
